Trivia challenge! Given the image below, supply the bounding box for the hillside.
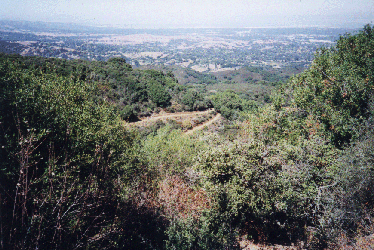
[0,25,374,249]
[127,109,222,134]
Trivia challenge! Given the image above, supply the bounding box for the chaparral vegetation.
[1,25,373,249]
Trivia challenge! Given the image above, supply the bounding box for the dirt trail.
[132,109,214,126]
[185,113,222,135]
[128,109,221,134]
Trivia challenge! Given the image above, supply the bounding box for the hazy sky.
[1,0,373,28]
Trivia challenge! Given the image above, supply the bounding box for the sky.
[1,0,373,28]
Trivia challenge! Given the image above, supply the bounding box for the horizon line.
[0,18,366,30]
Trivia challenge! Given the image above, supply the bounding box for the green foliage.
[107,57,133,71]
[142,126,203,176]
[195,143,281,216]
[147,80,172,107]
[211,90,258,120]
[166,207,240,250]
[184,68,218,85]
[317,120,374,246]
[189,25,374,245]
[286,25,374,147]
[0,53,183,120]
[0,57,163,249]
[120,104,138,121]
[181,89,211,111]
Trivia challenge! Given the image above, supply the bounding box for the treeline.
[0,25,373,249]
[0,55,215,121]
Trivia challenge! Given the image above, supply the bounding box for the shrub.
[0,59,145,249]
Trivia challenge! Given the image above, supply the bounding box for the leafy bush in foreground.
[0,58,166,249]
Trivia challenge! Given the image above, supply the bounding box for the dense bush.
[285,24,374,147]
[181,89,211,111]
[211,90,258,120]
[147,79,172,107]
[0,57,166,249]
[318,118,374,248]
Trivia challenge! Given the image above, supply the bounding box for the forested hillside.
[0,25,373,249]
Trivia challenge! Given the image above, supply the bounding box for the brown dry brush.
[158,175,211,220]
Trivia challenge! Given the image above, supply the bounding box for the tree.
[147,80,171,107]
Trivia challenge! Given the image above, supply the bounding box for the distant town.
[0,20,356,73]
